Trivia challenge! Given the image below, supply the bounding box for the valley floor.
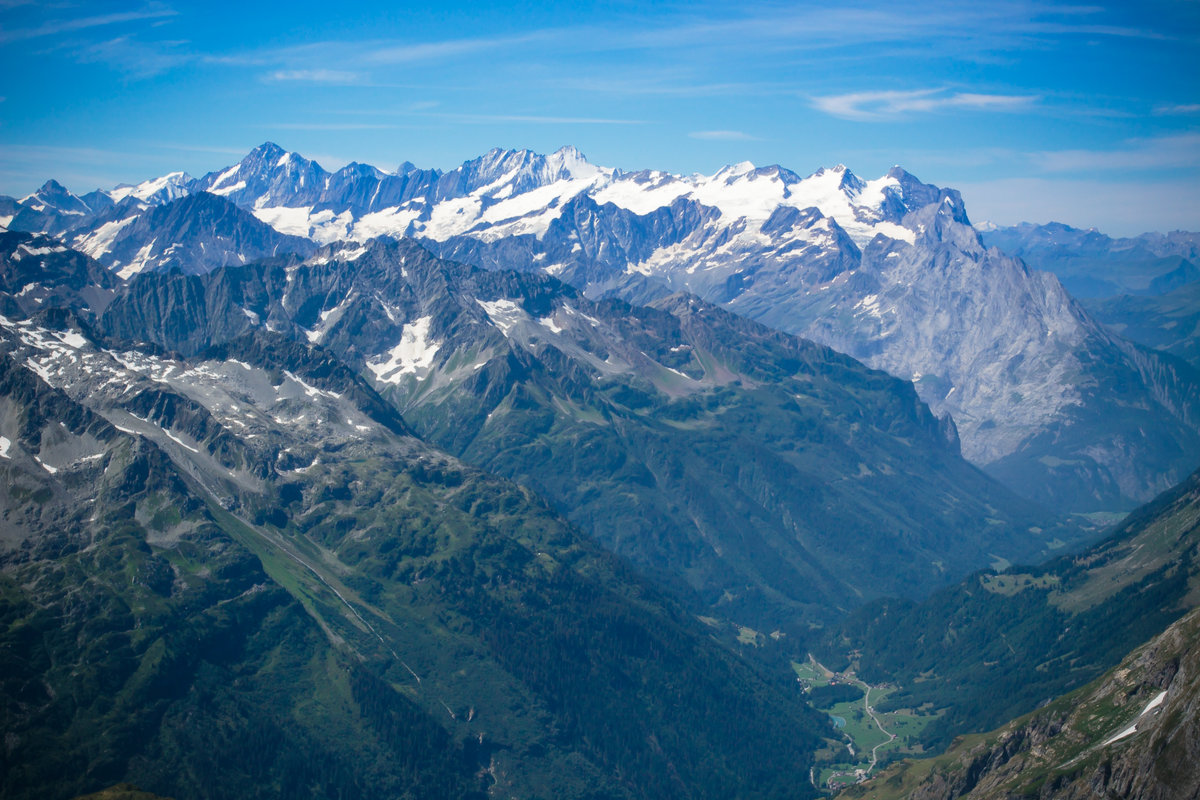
[795,656,939,793]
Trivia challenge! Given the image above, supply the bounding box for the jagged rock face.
[0,230,120,319]
[790,205,1200,510]
[9,145,1200,510]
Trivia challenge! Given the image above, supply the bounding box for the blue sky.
[1,0,1197,235]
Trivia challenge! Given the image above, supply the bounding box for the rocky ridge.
[5,144,1197,511]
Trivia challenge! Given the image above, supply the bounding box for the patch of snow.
[0,436,10,458]
[109,172,191,204]
[76,215,138,258]
[855,294,884,320]
[24,359,53,383]
[562,304,602,327]
[252,205,316,237]
[874,221,916,244]
[366,316,441,383]
[284,370,342,399]
[210,180,246,197]
[210,164,241,189]
[163,428,200,453]
[592,172,691,215]
[19,244,68,256]
[56,331,88,349]
[477,298,530,336]
[117,238,158,280]
[1104,690,1168,746]
[420,195,485,240]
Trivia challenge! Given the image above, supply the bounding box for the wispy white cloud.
[72,35,193,77]
[0,6,177,43]
[620,2,1167,56]
[688,130,760,141]
[1153,103,1200,116]
[812,89,1038,121]
[266,69,363,84]
[365,32,544,64]
[268,123,401,131]
[425,112,645,125]
[1028,133,1200,173]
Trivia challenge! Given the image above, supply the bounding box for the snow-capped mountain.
[72,192,315,279]
[6,144,1199,510]
[108,171,194,206]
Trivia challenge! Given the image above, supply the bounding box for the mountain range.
[978,221,1200,299]
[5,144,1198,513]
[95,234,1070,628]
[3,143,1200,800]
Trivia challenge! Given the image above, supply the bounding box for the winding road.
[859,683,898,775]
[806,656,899,786]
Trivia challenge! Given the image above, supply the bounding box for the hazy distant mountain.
[1082,282,1200,370]
[979,221,1200,298]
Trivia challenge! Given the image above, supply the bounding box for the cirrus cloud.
[688,130,760,141]
[266,69,364,84]
[812,88,1038,121]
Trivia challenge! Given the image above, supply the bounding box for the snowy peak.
[195,142,330,207]
[108,171,193,205]
[545,145,600,179]
[716,160,757,180]
[21,180,93,216]
[881,165,970,225]
[334,162,388,182]
[29,146,968,259]
[453,145,606,195]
